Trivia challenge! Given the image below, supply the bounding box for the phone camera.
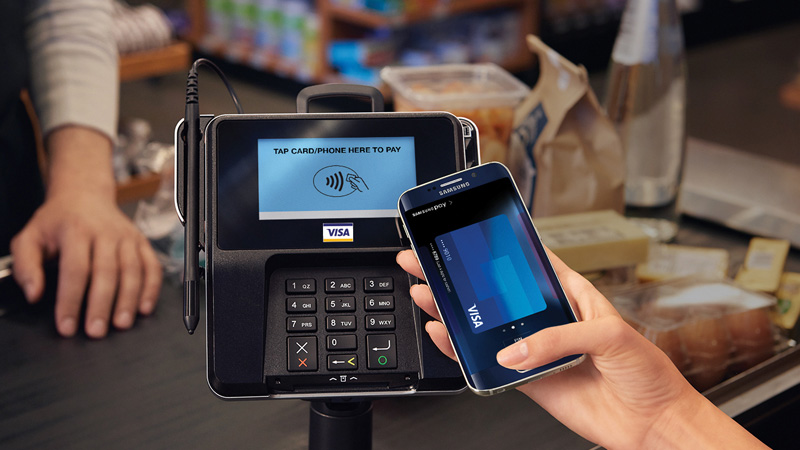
[471,173,477,178]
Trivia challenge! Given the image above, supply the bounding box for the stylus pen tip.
[184,315,199,334]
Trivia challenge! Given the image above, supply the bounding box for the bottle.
[604,0,686,240]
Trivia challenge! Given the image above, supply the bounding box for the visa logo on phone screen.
[435,215,547,334]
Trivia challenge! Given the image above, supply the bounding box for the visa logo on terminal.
[323,223,354,242]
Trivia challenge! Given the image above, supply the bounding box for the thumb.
[10,230,46,303]
[497,315,634,370]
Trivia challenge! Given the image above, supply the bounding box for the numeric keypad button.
[326,296,356,312]
[365,295,394,311]
[366,315,395,330]
[326,315,357,332]
[364,277,393,292]
[287,317,317,332]
[286,279,315,294]
[286,297,316,313]
[325,278,355,293]
[327,334,357,351]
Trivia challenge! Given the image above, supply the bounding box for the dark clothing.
[1,3,45,307]
[0,2,45,257]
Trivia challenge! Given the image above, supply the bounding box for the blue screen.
[257,137,416,220]
[436,215,547,334]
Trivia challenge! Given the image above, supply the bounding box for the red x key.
[288,337,317,371]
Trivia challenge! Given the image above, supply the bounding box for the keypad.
[284,275,398,375]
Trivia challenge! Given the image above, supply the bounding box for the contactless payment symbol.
[313,165,368,197]
[323,223,354,243]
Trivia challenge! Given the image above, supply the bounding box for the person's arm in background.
[397,249,768,450]
[10,0,162,338]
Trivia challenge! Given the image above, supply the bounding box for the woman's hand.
[397,249,766,450]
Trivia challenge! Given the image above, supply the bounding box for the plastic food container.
[380,63,529,165]
[608,277,783,392]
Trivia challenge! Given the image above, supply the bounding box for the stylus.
[183,67,201,335]
[181,59,243,335]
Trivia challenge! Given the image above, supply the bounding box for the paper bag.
[509,35,625,218]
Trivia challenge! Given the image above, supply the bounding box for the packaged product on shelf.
[533,210,650,274]
[231,0,257,44]
[773,273,800,331]
[610,277,782,392]
[364,0,403,14]
[734,238,791,293]
[636,244,729,282]
[252,0,283,65]
[469,10,520,65]
[380,63,528,165]
[328,34,396,70]
[508,35,625,218]
[204,0,234,48]
[296,13,320,81]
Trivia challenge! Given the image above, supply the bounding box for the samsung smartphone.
[398,162,585,395]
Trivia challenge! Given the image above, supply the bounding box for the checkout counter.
[0,210,797,449]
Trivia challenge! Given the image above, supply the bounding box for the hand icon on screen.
[347,173,369,192]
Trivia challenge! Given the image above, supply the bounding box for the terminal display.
[214,113,462,250]
[257,137,416,220]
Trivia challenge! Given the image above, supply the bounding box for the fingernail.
[497,341,528,367]
[115,311,133,328]
[59,317,77,336]
[140,301,154,315]
[23,281,36,301]
[87,318,107,338]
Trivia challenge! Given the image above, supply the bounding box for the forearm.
[46,126,116,202]
[645,389,768,450]
[25,0,119,140]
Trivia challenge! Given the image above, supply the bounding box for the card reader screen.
[257,137,416,220]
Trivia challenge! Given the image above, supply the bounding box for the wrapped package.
[509,35,625,217]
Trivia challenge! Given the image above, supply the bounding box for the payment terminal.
[175,82,479,400]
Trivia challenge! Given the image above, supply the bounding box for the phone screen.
[400,163,582,393]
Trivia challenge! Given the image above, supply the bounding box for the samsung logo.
[439,182,469,196]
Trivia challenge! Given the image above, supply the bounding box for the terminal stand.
[309,400,373,450]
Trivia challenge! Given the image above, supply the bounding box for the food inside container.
[610,277,782,392]
[380,63,529,165]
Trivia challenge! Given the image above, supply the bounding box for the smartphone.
[398,162,585,395]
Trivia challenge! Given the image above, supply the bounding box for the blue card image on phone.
[435,214,547,334]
